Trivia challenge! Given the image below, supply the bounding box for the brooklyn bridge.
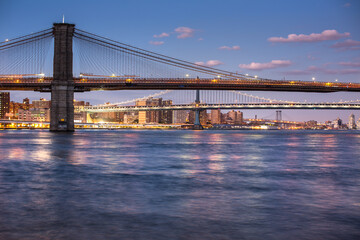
[1,23,360,131]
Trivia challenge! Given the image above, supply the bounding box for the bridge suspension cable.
[73,28,259,79]
[90,89,360,109]
[91,90,299,108]
[97,90,173,106]
[0,28,53,77]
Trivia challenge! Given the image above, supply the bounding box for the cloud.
[282,65,360,75]
[153,32,169,38]
[219,45,240,51]
[307,54,318,60]
[338,61,360,67]
[331,39,360,51]
[268,30,350,43]
[174,27,195,39]
[195,60,223,67]
[239,60,292,70]
[149,41,164,45]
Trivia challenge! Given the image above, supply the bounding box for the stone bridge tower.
[50,23,75,132]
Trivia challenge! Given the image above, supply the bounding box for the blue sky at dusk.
[1,0,359,122]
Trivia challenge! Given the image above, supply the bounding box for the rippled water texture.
[0,130,360,240]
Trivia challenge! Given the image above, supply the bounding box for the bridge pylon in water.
[193,89,203,130]
[50,23,75,132]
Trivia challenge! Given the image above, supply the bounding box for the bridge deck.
[1,77,360,92]
[85,103,360,112]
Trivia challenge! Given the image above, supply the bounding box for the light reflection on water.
[0,130,360,240]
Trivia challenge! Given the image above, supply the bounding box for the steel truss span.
[85,103,360,113]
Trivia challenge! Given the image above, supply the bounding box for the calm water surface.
[0,130,359,240]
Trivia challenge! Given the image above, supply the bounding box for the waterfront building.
[9,98,33,119]
[22,98,30,110]
[173,110,188,124]
[160,99,173,124]
[18,109,32,121]
[306,120,318,129]
[227,110,243,124]
[123,112,138,124]
[74,100,89,123]
[348,114,356,129]
[210,109,221,124]
[0,92,10,119]
[136,98,173,124]
[332,118,343,129]
[17,108,50,122]
[188,110,208,125]
[33,98,51,109]
[30,108,50,122]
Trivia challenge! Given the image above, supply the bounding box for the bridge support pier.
[50,23,75,132]
[193,89,203,130]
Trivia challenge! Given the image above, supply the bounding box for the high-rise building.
[348,114,356,129]
[332,118,342,129]
[33,98,51,109]
[160,100,173,124]
[123,112,137,124]
[137,99,147,124]
[211,109,221,124]
[188,110,208,125]
[136,98,173,124]
[173,110,188,124]
[0,92,10,119]
[22,98,30,110]
[227,110,243,124]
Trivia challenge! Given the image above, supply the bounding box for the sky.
[1,0,360,122]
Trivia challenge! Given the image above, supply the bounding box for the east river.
[0,130,359,240]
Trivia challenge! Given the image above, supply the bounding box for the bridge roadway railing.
[84,103,360,112]
[2,77,360,92]
[73,77,360,92]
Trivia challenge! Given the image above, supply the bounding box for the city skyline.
[1,0,359,122]
[3,93,360,128]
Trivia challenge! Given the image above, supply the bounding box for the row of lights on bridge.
[46,73,340,82]
[2,73,341,83]
[184,74,259,79]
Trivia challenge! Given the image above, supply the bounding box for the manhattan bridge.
[1,23,360,131]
